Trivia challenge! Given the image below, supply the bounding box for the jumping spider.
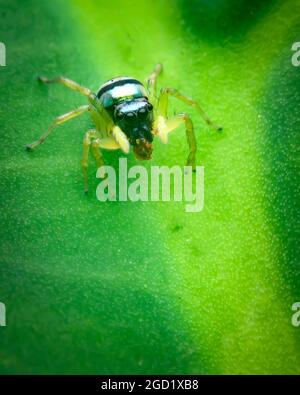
[26,63,222,192]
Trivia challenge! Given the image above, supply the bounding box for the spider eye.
[139,107,146,114]
[116,111,123,118]
[126,112,134,117]
[147,103,153,111]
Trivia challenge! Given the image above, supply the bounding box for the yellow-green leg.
[81,130,99,193]
[82,133,120,192]
[82,128,130,192]
[26,105,89,150]
[112,125,130,153]
[91,139,105,171]
[92,138,118,199]
[147,63,163,104]
[38,76,94,99]
[158,87,222,131]
[157,113,197,169]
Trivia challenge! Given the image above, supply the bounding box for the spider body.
[97,77,154,160]
[26,64,222,192]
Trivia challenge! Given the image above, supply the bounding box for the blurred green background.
[0,0,299,374]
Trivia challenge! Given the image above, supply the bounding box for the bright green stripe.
[69,0,300,373]
[169,0,300,373]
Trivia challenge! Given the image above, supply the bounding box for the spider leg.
[91,139,105,171]
[147,63,163,104]
[158,87,222,131]
[26,105,89,150]
[91,137,123,199]
[157,113,197,170]
[37,76,95,99]
[82,129,98,193]
[82,132,126,193]
[111,125,130,153]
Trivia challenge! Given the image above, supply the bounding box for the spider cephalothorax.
[114,99,154,160]
[97,77,154,160]
[26,64,222,192]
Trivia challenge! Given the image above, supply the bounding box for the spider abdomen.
[97,77,148,108]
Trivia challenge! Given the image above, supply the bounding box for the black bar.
[0,375,299,392]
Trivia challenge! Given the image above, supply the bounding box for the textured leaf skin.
[0,0,299,374]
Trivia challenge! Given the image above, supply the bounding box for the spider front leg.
[82,130,111,193]
[158,87,222,131]
[156,113,197,169]
[155,85,223,169]
[81,128,129,193]
[26,105,89,150]
[82,130,98,193]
